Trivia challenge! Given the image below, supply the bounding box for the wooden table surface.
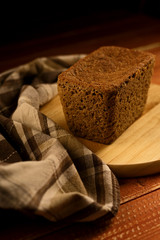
[0,11,160,240]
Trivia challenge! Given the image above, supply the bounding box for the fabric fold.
[0,55,120,223]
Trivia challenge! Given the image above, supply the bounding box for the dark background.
[0,0,160,46]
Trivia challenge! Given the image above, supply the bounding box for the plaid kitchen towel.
[0,55,120,223]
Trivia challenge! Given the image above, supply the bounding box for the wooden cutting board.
[41,83,160,178]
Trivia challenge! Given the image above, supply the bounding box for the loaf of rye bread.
[58,46,155,144]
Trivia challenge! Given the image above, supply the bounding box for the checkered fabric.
[0,55,120,223]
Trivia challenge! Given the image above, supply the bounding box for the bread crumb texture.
[58,46,155,144]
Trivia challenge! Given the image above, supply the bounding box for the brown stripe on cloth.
[93,154,106,205]
[38,111,50,135]
[0,96,17,117]
[111,171,120,215]
[0,70,23,117]
[0,134,21,164]
[55,201,105,223]
[0,115,30,160]
[0,55,120,224]
[22,126,42,160]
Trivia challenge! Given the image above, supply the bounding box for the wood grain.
[38,188,160,240]
[41,83,160,177]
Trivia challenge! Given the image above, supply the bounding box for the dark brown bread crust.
[58,46,155,144]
